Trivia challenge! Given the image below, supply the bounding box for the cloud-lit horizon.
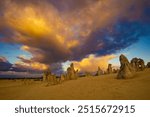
[0,0,150,77]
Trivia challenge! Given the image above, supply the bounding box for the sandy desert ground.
[0,69,150,100]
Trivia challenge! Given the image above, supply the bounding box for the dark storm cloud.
[0,57,12,71]
[0,56,44,72]
[4,0,99,11]
[17,56,32,64]
[11,64,42,73]
[47,0,99,12]
[0,0,150,72]
[72,19,150,61]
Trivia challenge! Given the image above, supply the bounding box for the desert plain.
[0,69,150,100]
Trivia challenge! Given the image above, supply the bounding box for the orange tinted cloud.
[6,7,51,37]
[0,0,147,72]
[73,54,117,72]
[15,61,48,71]
[21,45,30,51]
[16,55,48,71]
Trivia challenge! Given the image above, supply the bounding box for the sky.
[0,0,150,77]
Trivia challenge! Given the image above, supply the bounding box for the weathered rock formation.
[66,63,78,80]
[43,68,59,85]
[117,54,134,79]
[130,58,138,71]
[43,68,51,81]
[96,66,103,76]
[131,58,145,71]
[138,58,145,71]
[60,74,66,82]
[107,64,112,74]
[147,62,150,68]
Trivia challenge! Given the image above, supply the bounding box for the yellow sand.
[0,69,150,100]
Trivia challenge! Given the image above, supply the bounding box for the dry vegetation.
[0,69,150,100]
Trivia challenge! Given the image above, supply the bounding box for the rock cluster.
[43,68,51,81]
[66,63,78,80]
[43,63,78,86]
[117,54,134,79]
[131,58,145,71]
[43,68,60,85]
[117,54,146,79]
[42,55,146,82]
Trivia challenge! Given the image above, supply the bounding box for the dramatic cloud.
[0,56,12,71]
[73,54,116,72]
[0,0,150,73]
[0,56,47,74]
[16,55,48,71]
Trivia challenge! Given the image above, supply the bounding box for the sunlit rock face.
[117,54,134,79]
[66,63,78,80]
[107,64,113,74]
[96,66,103,76]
